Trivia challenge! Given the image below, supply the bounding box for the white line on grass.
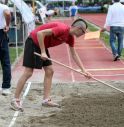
[8,82,32,127]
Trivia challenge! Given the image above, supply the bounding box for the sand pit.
[1,81,124,127]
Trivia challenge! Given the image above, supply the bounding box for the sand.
[0,81,124,127]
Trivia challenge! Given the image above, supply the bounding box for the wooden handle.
[34,52,124,94]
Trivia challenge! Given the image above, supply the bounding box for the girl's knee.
[45,68,54,76]
[23,69,33,78]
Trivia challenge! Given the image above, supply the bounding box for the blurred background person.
[101,0,124,61]
[45,8,59,22]
[69,2,78,21]
[120,0,124,5]
[0,0,11,95]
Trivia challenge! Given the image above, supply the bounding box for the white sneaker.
[10,98,23,112]
[42,98,60,108]
[2,88,11,96]
[0,88,2,94]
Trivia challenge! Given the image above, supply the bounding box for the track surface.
[12,14,124,84]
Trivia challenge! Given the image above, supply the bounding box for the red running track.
[79,13,106,28]
[12,16,124,84]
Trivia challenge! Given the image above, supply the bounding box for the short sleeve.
[2,5,10,11]
[67,35,74,47]
[52,26,67,37]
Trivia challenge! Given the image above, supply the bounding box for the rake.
[34,52,124,94]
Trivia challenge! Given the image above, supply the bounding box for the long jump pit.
[1,81,124,127]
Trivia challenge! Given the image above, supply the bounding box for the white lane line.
[22,82,32,101]
[94,74,124,77]
[8,82,32,127]
[77,68,124,71]
[76,69,124,77]
[8,112,19,127]
[66,45,75,82]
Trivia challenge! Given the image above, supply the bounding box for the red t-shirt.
[30,22,74,48]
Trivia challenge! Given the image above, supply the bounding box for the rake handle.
[34,52,124,94]
[34,52,87,76]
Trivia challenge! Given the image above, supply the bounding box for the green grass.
[87,23,98,31]
[9,47,23,64]
[0,47,23,70]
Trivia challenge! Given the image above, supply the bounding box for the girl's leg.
[43,65,54,100]
[15,67,33,99]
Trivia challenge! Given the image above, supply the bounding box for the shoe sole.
[2,91,11,96]
[114,56,119,61]
[10,104,24,112]
[2,93,11,96]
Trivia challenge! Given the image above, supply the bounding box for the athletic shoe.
[0,88,2,94]
[113,54,119,61]
[10,98,23,112]
[2,88,11,96]
[42,98,60,108]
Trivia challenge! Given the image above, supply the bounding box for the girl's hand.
[4,26,9,32]
[41,52,48,60]
[83,71,92,79]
